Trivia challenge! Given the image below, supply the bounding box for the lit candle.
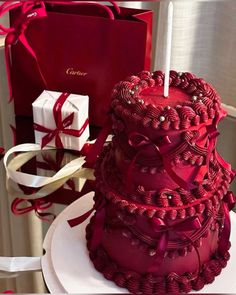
[164,1,174,98]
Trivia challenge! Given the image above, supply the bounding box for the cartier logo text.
[66,68,88,77]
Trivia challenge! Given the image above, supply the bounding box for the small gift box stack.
[32,90,89,151]
[30,90,91,206]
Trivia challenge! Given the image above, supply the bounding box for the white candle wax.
[164,1,174,98]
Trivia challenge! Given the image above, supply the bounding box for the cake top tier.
[111,70,225,131]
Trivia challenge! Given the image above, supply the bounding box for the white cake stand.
[41,193,236,293]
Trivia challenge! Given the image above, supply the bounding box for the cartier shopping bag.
[3,1,152,129]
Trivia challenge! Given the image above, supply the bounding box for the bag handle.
[45,1,121,20]
[0,1,120,30]
[0,1,120,101]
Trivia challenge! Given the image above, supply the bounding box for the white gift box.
[36,150,86,192]
[32,90,89,151]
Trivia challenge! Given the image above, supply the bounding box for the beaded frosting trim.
[111,70,224,131]
[86,218,230,294]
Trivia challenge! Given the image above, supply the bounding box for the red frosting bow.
[127,132,196,191]
[11,197,55,222]
[148,216,202,274]
[33,92,89,149]
[218,191,236,257]
[151,216,202,258]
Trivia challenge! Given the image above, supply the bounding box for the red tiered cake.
[86,71,236,293]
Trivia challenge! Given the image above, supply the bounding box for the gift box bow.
[34,92,89,149]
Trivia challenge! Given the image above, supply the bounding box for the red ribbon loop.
[148,216,202,274]
[33,93,89,149]
[127,132,195,191]
[67,196,105,227]
[218,202,231,257]
[0,147,4,155]
[2,1,48,100]
[85,116,112,167]
[67,195,106,251]
[224,191,236,211]
[151,216,202,256]
[11,197,54,222]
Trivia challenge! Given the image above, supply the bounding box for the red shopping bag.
[2,1,152,129]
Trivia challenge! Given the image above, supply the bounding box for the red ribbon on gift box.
[33,92,89,149]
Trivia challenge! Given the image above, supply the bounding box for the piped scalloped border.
[86,217,230,294]
[111,70,225,131]
[95,146,231,220]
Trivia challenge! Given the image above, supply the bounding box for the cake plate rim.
[41,193,236,294]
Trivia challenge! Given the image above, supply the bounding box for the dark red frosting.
[86,71,235,293]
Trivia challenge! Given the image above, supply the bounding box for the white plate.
[42,194,236,293]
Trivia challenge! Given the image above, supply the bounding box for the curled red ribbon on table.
[205,112,234,178]
[33,92,89,149]
[11,197,55,222]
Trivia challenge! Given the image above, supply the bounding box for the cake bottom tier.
[86,217,230,294]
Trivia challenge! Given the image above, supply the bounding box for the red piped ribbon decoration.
[218,191,236,257]
[127,132,196,191]
[151,216,202,257]
[85,116,112,167]
[11,197,55,222]
[148,216,202,273]
[206,113,234,179]
[68,194,106,251]
[33,92,89,149]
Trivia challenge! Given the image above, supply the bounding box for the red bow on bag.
[0,0,121,104]
[0,1,48,100]
[11,197,55,222]
[33,92,89,149]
